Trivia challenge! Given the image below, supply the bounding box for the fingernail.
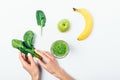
[35,58,39,61]
[28,53,31,56]
[35,50,38,52]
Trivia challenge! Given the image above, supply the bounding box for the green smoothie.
[51,40,69,58]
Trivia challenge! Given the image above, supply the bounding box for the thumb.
[27,53,35,65]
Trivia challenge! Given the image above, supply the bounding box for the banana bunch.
[73,8,93,41]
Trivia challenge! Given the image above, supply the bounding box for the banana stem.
[73,8,77,11]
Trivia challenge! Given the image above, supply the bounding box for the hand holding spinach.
[12,30,42,59]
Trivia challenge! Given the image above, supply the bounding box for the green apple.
[58,19,70,32]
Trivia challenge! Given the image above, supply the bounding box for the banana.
[73,8,93,41]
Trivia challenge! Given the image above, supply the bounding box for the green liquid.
[51,40,69,58]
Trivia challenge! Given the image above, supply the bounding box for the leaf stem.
[41,26,42,36]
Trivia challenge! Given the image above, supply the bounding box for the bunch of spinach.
[12,30,41,59]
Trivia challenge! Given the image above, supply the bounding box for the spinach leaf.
[23,30,34,49]
[12,39,28,54]
[36,10,46,35]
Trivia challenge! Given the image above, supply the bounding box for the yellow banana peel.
[73,8,93,41]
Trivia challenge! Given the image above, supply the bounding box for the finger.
[27,53,35,65]
[43,51,55,59]
[37,58,46,69]
[19,51,27,60]
[19,52,30,64]
[35,50,50,62]
[19,52,29,68]
[19,52,25,60]
[36,62,42,73]
[22,53,28,61]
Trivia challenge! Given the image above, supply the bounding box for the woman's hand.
[19,52,41,80]
[35,50,73,80]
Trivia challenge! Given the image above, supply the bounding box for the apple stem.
[63,24,65,26]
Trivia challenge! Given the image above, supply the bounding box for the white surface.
[0,0,120,80]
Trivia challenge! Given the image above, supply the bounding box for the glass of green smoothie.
[50,40,69,59]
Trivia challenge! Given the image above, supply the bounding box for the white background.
[0,0,120,80]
